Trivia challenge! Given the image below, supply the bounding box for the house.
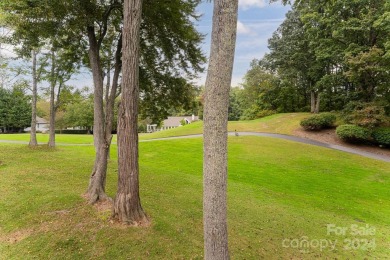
[24,116,49,133]
[147,115,199,133]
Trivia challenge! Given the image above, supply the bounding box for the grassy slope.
[0,137,389,259]
[140,113,310,140]
[0,113,309,143]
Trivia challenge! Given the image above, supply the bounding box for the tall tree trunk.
[86,26,109,204]
[203,0,238,259]
[314,93,320,113]
[48,50,57,148]
[29,49,38,147]
[105,34,122,161]
[86,26,122,204]
[310,90,315,113]
[113,0,147,225]
[311,91,320,114]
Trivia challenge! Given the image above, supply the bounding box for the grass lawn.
[0,133,96,144]
[140,112,310,140]
[0,136,389,259]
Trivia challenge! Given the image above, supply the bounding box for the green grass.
[0,133,96,144]
[0,136,389,259]
[140,113,310,140]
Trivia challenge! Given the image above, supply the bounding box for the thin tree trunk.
[48,50,57,148]
[203,0,238,259]
[86,26,109,204]
[310,90,315,113]
[29,49,38,147]
[113,0,148,225]
[105,34,122,161]
[314,93,320,113]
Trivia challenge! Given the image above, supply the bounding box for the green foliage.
[342,102,388,129]
[63,98,94,129]
[1,0,206,125]
[0,87,31,132]
[300,113,336,131]
[263,1,390,113]
[237,60,296,120]
[336,124,372,143]
[372,127,390,147]
[137,124,146,133]
[228,87,244,121]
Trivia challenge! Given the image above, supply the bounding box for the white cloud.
[239,0,266,10]
[237,20,253,35]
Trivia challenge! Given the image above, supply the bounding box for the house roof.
[36,116,48,124]
[163,115,199,127]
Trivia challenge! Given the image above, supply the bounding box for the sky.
[194,0,291,86]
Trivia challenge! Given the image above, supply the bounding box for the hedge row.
[336,125,390,147]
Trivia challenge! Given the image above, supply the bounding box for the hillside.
[140,113,310,140]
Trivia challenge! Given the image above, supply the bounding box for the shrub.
[300,113,336,131]
[138,124,146,133]
[372,127,390,147]
[342,102,388,128]
[336,125,371,143]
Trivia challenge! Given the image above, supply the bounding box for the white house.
[24,116,49,133]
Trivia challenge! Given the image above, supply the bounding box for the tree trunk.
[203,0,238,259]
[105,34,122,161]
[314,93,320,114]
[311,91,320,114]
[86,26,109,204]
[48,50,57,148]
[310,90,315,113]
[113,0,147,225]
[29,49,38,147]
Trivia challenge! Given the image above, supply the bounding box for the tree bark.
[310,91,320,113]
[203,0,238,259]
[113,0,147,225]
[314,93,320,113]
[29,49,38,147]
[105,34,122,161]
[310,90,315,113]
[86,26,109,204]
[48,50,57,148]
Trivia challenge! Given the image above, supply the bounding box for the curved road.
[0,132,389,162]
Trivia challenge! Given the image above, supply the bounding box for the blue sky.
[195,0,290,86]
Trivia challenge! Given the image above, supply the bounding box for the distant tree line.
[229,0,390,121]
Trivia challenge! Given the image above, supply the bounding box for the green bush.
[336,125,371,143]
[300,113,336,131]
[138,124,146,133]
[342,102,388,128]
[372,127,390,147]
